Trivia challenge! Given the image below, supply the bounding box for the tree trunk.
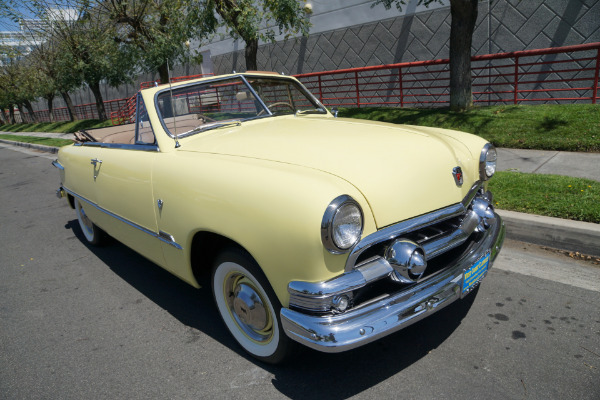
[0,109,6,124]
[158,62,170,84]
[16,104,27,123]
[244,38,259,71]
[61,91,78,121]
[89,81,108,121]
[23,100,37,123]
[9,106,16,124]
[449,0,478,111]
[46,95,55,122]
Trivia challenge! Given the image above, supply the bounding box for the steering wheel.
[257,102,294,116]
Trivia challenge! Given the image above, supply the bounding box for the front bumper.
[280,213,505,353]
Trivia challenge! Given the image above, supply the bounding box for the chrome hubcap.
[224,273,273,343]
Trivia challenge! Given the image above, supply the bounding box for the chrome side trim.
[281,214,505,353]
[52,160,64,170]
[158,230,181,248]
[63,187,182,250]
[345,182,484,271]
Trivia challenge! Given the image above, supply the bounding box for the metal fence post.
[355,71,360,108]
[593,48,600,104]
[318,75,323,104]
[513,55,519,105]
[399,67,404,108]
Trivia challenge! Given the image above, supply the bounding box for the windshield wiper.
[182,120,242,136]
[295,109,328,116]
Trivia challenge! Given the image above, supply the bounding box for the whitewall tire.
[74,198,106,245]
[211,248,294,364]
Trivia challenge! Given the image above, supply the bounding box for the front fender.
[152,151,376,306]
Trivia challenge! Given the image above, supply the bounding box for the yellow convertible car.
[53,72,505,363]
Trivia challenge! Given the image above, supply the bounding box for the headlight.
[479,143,497,180]
[321,195,364,254]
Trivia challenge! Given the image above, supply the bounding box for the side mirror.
[332,107,338,118]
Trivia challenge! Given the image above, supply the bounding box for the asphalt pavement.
[1,132,599,257]
[1,146,599,399]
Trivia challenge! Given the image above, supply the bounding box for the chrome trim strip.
[52,160,64,170]
[288,258,393,312]
[345,182,484,271]
[75,142,159,152]
[421,209,480,259]
[63,187,182,250]
[321,195,364,254]
[240,75,272,116]
[281,214,505,353]
[479,143,495,181]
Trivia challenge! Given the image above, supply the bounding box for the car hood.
[180,116,480,228]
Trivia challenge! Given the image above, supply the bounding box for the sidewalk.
[0,130,75,140]
[497,148,600,182]
[1,131,599,256]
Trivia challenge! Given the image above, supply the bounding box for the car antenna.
[167,58,181,148]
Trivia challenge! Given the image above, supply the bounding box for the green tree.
[90,0,202,84]
[51,11,136,120]
[0,54,41,123]
[0,2,136,121]
[198,0,311,71]
[373,0,478,111]
[28,40,81,122]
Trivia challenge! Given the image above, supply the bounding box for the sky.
[0,1,62,32]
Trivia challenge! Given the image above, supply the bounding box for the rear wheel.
[74,198,106,245]
[211,248,294,364]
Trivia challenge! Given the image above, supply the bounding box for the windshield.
[156,76,327,138]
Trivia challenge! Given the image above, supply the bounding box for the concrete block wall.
[211,0,600,105]
[35,0,600,113]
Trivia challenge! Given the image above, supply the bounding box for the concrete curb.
[0,139,60,154]
[497,209,600,257]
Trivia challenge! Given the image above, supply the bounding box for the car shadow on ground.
[69,220,478,399]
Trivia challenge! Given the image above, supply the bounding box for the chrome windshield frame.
[153,74,327,140]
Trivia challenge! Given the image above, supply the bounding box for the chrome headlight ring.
[321,195,364,254]
[479,143,497,181]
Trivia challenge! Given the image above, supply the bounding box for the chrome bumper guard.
[280,213,505,353]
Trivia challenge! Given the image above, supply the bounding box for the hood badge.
[452,167,463,186]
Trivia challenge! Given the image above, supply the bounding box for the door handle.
[90,158,103,166]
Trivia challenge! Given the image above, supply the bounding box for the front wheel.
[211,248,294,364]
[74,198,106,245]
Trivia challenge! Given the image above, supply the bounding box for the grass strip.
[0,119,112,134]
[488,171,600,223]
[0,134,73,148]
[339,104,600,152]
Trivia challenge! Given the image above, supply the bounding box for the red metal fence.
[11,43,599,124]
[16,98,129,124]
[295,42,600,108]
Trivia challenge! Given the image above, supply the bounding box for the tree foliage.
[197,0,311,70]
[88,0,204,84]
[373,0,478,111]
[0,1,136,121]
